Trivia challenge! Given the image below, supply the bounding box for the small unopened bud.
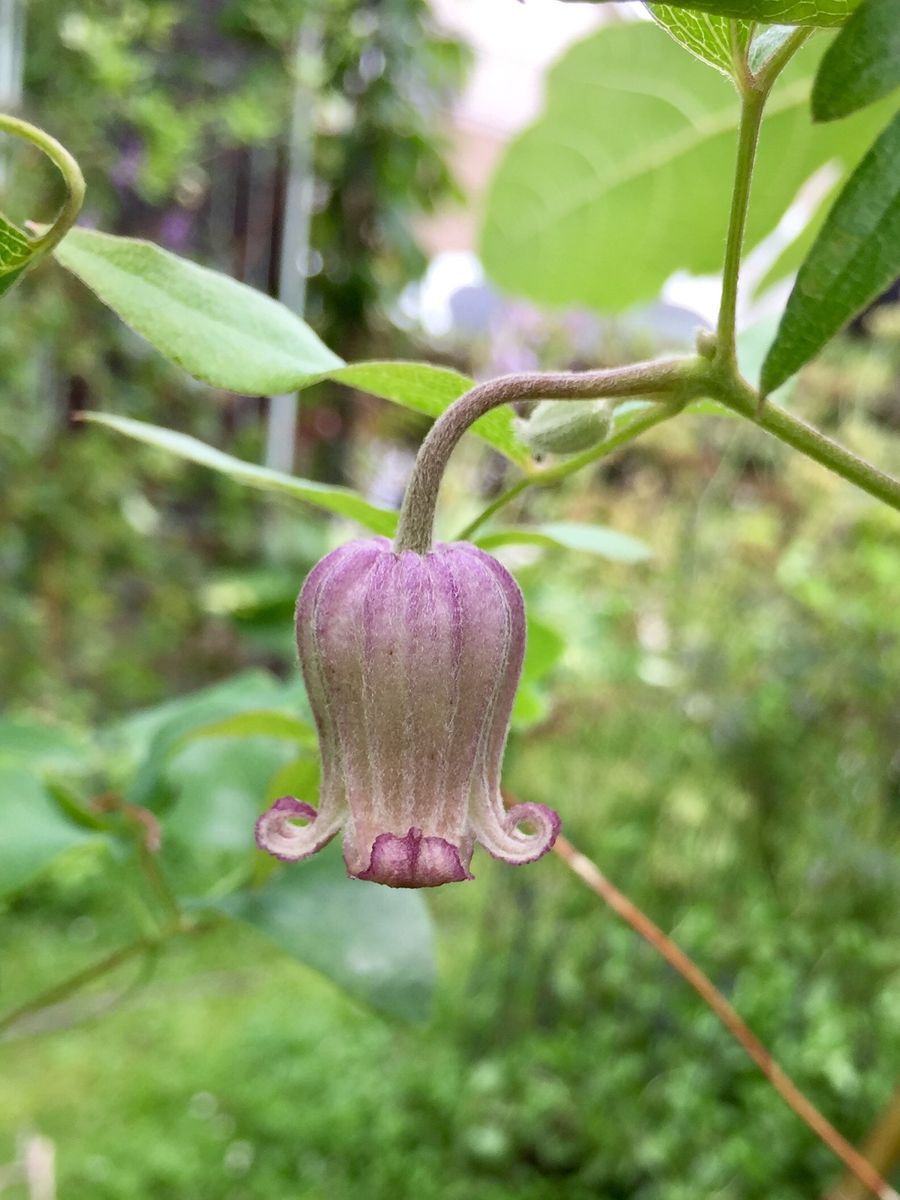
[516,399,612,456]
[695,328,717,359]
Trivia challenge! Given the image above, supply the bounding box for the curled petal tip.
[478,801,561,866]
[255,796,340,863]
[355,827,474,889]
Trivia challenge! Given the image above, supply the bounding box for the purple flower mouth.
[357,828,474,888]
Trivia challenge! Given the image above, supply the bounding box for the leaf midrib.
[508,78,811,242]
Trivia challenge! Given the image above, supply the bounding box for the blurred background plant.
[2,0,466,721]
[1,2,899,1198]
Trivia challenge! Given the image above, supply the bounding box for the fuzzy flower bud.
[515,398,612,456]
[255,537,560,888]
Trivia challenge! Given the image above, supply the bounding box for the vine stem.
[446,362,900,545]
[708,369,900,510]
[0,112,85,255]
[395,357,697,554]
[716,87,766,368]
[716,25,811,369]
[552,832,900,1200]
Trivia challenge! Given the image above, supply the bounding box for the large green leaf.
[811,0,900,120]
[79,412,397,535]
[762,112,900,391]
[54,227,343,393]
[477,522,652,563]
[0,767,100,896]
[646,5,751,78]
[218,846,435,1021]
[330,362,527,465]
[562,0,858,26]
[481,24,890,312]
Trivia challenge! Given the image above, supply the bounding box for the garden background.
[1,2,898,1197]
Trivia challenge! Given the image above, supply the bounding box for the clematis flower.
[255,537,560,887]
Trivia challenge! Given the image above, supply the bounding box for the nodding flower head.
[255,537,560,888]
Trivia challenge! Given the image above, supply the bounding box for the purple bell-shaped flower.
[255,537,560,887]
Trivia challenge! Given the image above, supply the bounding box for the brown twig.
[828,1090,900,1200]
[552,833,899,1200]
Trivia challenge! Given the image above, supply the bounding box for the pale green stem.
[716,87,766,369]
[707,368,900,510]
[0,112,85,256]
[716,26,811,369]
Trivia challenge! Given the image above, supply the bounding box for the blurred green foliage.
[3,5,900,1196]
[2,320,899,1196]
[1,0,464,720]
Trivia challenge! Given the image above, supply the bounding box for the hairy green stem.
[716,88,766,368]
[395,358,697,555]
[709,369,900,510]
[717,25,810,369]
[0,112,85,256]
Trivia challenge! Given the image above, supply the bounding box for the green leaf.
[79,412,397,535]
[50,230,509,462]
[185,711,316,749]
[330,362,527,465]
[523,615,567,685]
[812,0,900,120]
[164,738,297,855]
[120,678,308,812]
[0,767,100,897]
[54,227,343,393]
[265,757,321,806]
[217,846,435,1021]
[562,0,858,26]
[0,717,90,773]
[477,521,652,563]
[0,213,35,297]
[513,614,566,730]
[51,232,508,466]
[761,111,900,392]
[111,670,298,766]
[646,5,751,78]
[481,24,891,313]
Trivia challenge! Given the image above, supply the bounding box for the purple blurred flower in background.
[255,538,559,888]
[157,209,194,252]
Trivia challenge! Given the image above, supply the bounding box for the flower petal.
[254,796,343,863]
[354,826,474,888]
[472,800,560,866]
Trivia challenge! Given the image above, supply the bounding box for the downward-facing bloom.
[255,537,559,887]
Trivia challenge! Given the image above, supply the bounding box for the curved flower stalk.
[255,537,559,887]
